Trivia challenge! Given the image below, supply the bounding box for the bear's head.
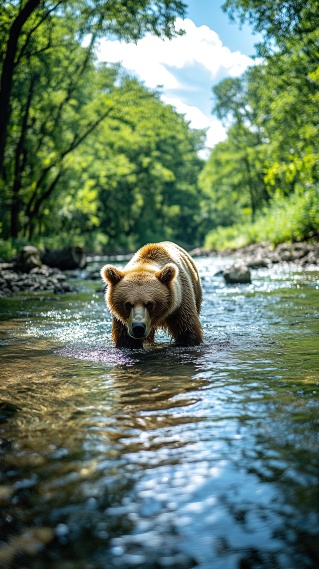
[101,263,179,340]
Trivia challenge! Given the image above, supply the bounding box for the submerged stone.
[223,262,251,284]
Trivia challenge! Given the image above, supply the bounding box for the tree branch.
[15,1,64,65]
[24,104,116,224]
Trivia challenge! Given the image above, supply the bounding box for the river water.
[0,256,318,569]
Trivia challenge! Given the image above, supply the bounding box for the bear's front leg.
[112,317,144,349]
[166,311,203,346]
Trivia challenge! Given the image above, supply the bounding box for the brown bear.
[101,241,203,348]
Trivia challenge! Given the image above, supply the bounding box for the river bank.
[0,245,84,297]
[190,240,319,267]
[1,241,318,297]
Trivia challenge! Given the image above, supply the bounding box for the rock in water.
[41,246,86,270]
[223,262,251,284]
[14,246,42,273]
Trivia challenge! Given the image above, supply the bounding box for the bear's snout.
[128,304,151,339]
[131,321,147,338]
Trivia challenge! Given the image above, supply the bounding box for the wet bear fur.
[101,241,203,348]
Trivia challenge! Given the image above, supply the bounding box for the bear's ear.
[101,265,124,285]
[156,263,178,285]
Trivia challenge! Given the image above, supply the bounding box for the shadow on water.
[0,259,319,568]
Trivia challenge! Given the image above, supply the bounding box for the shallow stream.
[0,256,319,569]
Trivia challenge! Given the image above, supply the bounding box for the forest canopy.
[0,0,318,255]
[200,0,319,248]
[0,0,207,252]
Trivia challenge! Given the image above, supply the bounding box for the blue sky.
[98,1,259,155]
[186,0,259,56]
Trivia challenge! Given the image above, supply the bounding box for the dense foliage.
[1,0,207,253]
[201,0,319,248]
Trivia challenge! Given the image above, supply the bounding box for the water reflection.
[0,260,318,568]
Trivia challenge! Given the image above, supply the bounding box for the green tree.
[50,80,205,251]
[203,0,319,246]
[1,20,118,239]
[204,54,319,236]
[234,0,319,198]
[199,72,269,231]
[222,0,319,51]
[249,48,319,195]
[0,0,187,239]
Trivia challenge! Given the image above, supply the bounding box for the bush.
[0,238,30,261]
[204,186,319,250]
[204,225,252,250]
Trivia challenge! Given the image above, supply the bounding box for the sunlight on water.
[0,258,318,569]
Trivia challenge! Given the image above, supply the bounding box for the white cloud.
[97,18,253,151]
[162,96,227,156]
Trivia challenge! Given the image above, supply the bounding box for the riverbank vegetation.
[201,0,319,249]
[0,0,318,260]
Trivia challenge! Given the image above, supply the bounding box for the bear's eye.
[145,302,153,311]
[124,302,133,311]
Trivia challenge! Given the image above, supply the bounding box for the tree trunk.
[9,75,36,238]
[10,196,20,238]
[0,0,41,176]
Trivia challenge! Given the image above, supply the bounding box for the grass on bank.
[205,187,319,250]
